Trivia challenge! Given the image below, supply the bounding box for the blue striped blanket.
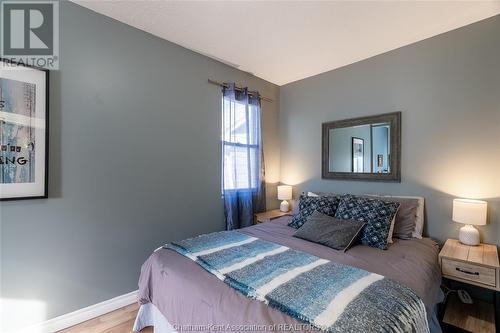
[165,231,429,333]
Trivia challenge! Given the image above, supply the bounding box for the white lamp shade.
[277,185,292,200]
[452,199,487,226]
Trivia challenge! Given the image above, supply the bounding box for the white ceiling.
[74,1,500,86]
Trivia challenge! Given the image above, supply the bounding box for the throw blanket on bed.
[165,231,429,333]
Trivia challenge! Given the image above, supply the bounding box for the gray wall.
[280,15,500,244]
[0,1,280,329]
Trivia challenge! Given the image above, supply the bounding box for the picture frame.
[351,137,364,173]
[377,154,384,168]
[0,58,49,200]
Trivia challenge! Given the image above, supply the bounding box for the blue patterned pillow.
[334,194,400,250]
[288,194,339,229]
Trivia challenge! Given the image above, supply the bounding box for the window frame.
[221,97,261,192]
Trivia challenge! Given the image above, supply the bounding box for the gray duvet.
[138,216,442,332]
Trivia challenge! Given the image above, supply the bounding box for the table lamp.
[452,198,487,246]
[277,185,292,212]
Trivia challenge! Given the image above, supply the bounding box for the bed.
[134,215,443,333]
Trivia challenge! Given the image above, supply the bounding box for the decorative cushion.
[365,195,423,239]
[288,194,339,229]
[335,194,400,250]
[293,211,365,252]
[292,191,339,216]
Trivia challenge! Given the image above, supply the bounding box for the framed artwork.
[377,154,384,168]
[351,137,364,173]
[0,59,49,200]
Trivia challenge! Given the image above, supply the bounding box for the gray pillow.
[293,211,365,252]
[376,197,419,239]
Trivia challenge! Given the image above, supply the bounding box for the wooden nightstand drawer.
[442,258,496,287]
[439,239,499,291]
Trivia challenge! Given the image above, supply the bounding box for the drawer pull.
[456,267,479,276]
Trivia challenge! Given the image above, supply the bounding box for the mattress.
[137,216,442,332]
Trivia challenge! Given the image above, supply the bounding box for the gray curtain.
[222,83,266,230]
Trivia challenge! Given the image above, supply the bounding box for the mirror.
[329,123,390,173]
[322,112,401,182]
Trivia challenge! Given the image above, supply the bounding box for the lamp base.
[280,200,290,212]
[459,224,480,246]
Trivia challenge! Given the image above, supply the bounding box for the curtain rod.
[207,79,273,103]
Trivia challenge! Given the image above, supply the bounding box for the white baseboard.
[13,290,138,333]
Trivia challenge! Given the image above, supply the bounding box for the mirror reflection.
[329,122,391,173]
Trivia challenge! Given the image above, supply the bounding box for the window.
[222,96,261,191]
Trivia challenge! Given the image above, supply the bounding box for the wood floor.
[57,303,152,333]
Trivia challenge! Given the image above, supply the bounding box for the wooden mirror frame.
[322,111,401,182]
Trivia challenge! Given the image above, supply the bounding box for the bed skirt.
[133,302,443,333]
[133,303,177,333]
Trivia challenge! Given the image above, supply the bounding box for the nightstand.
[254,209,291,224]
[439,239,499,333]
[439,239,499,290]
